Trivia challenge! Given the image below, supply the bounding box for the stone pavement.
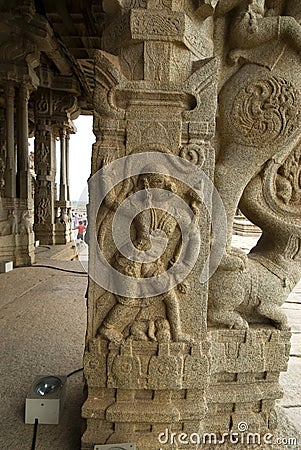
[0,238,300,449]
[0,243,87,450]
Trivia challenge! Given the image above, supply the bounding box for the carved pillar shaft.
[82,3,218,449]
[5,82,16,198]
[59,128,67,202]
[17,84,30,199]
[33,119,57,245]
[65,130,70,202]
[54,126,72,244]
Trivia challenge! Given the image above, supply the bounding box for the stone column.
[0,23,38,267]
[17,84,30,200]
[0,106,6,197]
[33,119,57,245]
[65,130,70,202]
[4,82,16,198]
[59,128,67,203]
[54,126,72,244]
[82,2,217,448]
[33,88,62,245]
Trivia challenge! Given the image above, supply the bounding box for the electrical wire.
[15,264,87,275]
[31,418,38,450]
[66,367,84,378]
[33,265,87,275]
[34,246,51,254]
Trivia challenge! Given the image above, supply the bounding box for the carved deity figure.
[20,210,32,234]
[98,167,199,345]
[57,207,69,225]
[8,209,18,235]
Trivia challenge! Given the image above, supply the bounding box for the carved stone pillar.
[54,126,72,244]
[17,84,31,200]
[82,2,218,448]
[0,106,6,197]
[0,80,35,266]
[82,1,300,449]
[34,127,56,244]
[65,130,70,202]
[33,88,77,245]
[0,16,39,266]
[59,128,67,203]
[33,89,57,245]
[4,82,16,198]
[49,91,78,244]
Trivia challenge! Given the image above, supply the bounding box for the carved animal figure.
[208,252,298,330]
[209,162,301,329]
[215,0,301,258]
[208,0,301,328]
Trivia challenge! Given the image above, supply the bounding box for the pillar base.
[0,198,35,266]
[54,222,73,244]
[81,327,290,450]
[34,223,56,245]
[54,201,73,244]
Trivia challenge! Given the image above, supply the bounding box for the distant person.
[76,221,86,240]
[73,212,79,228]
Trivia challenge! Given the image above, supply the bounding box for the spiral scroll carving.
[275,146,301,212]
[231,77,301,146]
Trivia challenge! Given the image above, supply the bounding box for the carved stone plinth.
[82,340,209,449]
[0,198,35,266]
[206,328,290,432]
[54,201,73,245]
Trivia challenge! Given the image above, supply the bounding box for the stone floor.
[0,243,87,450]
[0,237,300,450]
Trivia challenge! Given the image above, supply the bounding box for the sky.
[68,115,93,201]
[29,115,94,203]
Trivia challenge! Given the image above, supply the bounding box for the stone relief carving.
[275,146,301,208]
[36,197,51,224]
[230,76,301,146]
[35,93,49,114]
[56,207,70,225]
[19,210,33,234]
[131,10,184,39]
[0,209,19,236]
[0,36,36,63]
[216,0,301,251]
[119,43,144,80]
[208,0,301,330]
[180,143,205,167]
[98,166,200,345]
[82,1,300,447]
[144,41,170,81]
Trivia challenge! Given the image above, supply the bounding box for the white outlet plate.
[94,445,136,450]
[0,261,13,273]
